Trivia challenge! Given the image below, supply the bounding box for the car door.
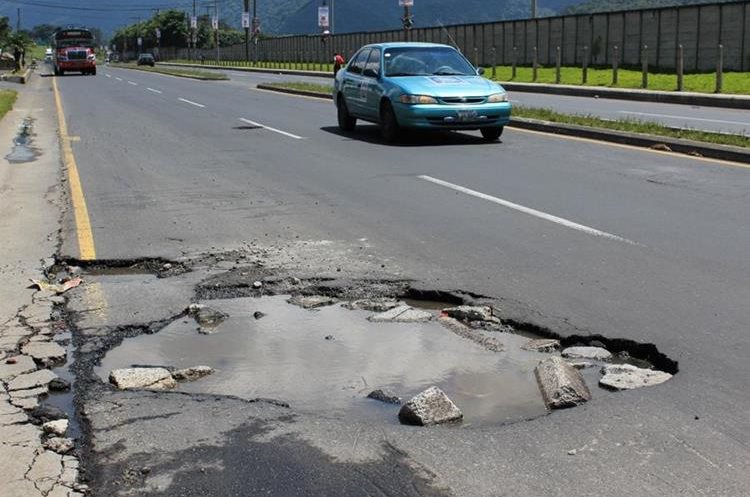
[361,48,384,120]
[341,48,371,116]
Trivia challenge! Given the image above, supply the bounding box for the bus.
[51,27,96,76]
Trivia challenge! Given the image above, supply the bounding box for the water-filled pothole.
[95,296,627,427]
[5,118,40,164]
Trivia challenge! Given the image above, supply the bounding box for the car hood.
[391,75,505,97]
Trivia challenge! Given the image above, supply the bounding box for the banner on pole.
[318,6,330,28]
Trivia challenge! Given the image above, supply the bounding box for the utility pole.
[252,0,259,64]
[16,8,20,31]
[243,0,250,62]
[330,0,334,34]
[531,0,537,19]
[214,0,220,63]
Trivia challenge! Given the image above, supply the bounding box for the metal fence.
[162,0,750,72]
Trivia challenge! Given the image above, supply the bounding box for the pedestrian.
[333,52,345,76]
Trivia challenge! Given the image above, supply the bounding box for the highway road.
[54,67,750,496]
[180,65,750,136]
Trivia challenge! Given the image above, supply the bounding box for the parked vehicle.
[137,53,155,67]
[51,28,96,76]
[44,48,53,63]
[334,42,511,142]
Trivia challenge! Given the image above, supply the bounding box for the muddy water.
[97,296,551,426]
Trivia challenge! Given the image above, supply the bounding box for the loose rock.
[438,317,503,352]
[252,281,262,289]
[567,361,594,370]
[521,338,560,353]
[398,386,463,426]
[109,368,177,391]
[253,311,265,319]
[535,356,592,409]
[599,364,672,390]
[42,419,69,436]
[368,305,432,323]
[172,365,215,382]
[287,295,337,309]
[44,437,75,454]
[442,305,496,323]
[48,377,71,391]
[561,346,612,361]
[367,389,401,405]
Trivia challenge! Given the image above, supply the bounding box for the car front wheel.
[480,127,503,141]
[337,95,356,132]
[380,101,400,143]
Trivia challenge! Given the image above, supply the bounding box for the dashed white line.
[105,74,111,78]
[127,81,138,86]
[617,110,750,127]
[115,77,123,81]
[146,87,162,94]
[418,175,636,245]
[178,97,205,108]
[238,118,304,140]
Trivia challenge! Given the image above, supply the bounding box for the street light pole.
[214,0,220,63]
[243,0,250,62]
[531,0,537,19]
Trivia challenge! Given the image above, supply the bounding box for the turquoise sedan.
[334,42,511,142]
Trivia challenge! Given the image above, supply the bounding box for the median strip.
[109,63,229,81]
[256,82,750,165]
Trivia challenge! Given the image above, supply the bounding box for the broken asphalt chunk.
[442,305,496,323]
[109,367,177,391]
[172,365,215,382]
[398,386,463,426]
[287,295,338,309]
[187,304,228,328]
[367,389,402,405]
[342,298,403,312]
[368,305,432,323]
[599,364,672,390]
[521,338,560,353]
[7,369,58,391]
[561,346,612,361]
[535,356,592,409]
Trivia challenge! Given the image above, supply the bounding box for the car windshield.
[383,46,475,77]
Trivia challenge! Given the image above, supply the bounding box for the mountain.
[0,0,737,40]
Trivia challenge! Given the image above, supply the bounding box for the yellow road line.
[53,77,97,260]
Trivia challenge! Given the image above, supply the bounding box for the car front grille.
[67,51,87,60]
[439,96,486,104]
[426,115,501,126]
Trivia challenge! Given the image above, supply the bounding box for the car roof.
[359,42,455,50]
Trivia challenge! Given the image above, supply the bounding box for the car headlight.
[487,92,508,103]
[399,94,438,104]
[88,54,96,61]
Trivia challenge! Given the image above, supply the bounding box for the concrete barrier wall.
[166,0,750,72]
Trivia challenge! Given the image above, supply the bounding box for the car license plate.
[456,110,478,122]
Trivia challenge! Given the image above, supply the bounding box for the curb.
[158,62,332,79]
[499,82,750,111]
[161,61,750,110]
[109,64,229,81]
[1,66,32,84]
[255,84,750,164]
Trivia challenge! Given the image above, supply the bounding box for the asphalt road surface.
[54,67,750,496]
[176,65,750,136]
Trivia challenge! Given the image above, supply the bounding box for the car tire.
[337,95,356,132]
[91,68,96,76]
[480,127,503,141]
[380,101,400,143]
[59,69,64,76]
[53,67,59,76]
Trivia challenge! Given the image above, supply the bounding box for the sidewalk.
[0,75,86,496]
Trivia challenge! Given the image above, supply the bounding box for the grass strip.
[169,59,334,73]
[111,63,228,80]
[0,90,18,120]
[263,81,749,149]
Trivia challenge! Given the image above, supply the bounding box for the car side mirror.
[477,67,485,76]
[363,68,379,78]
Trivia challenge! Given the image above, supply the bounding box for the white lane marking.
[239,117,304,140]
[115,77,123,81]
[146,87,162,94]
[178,97,205,108]
[618,110,750,127]
[105,74,111,78]
[418,175,637,245]
[127,81,138,86]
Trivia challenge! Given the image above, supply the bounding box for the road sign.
[190,16,197,29]
[242,12,250,28]
[318,6,330,28]
[211,16,219,30]
[137,37,142,46]
[399,0,414,5]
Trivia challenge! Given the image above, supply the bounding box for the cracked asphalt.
[0,64,747,496]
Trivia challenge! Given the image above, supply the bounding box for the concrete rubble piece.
[109,367,177,391]
[561,346,612,361]
[287,295,338,309]
[172,365,215,382]
[600,364,673,390]
[398,386,463,426]
[535,356,592,409]
[521,338,561,352]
